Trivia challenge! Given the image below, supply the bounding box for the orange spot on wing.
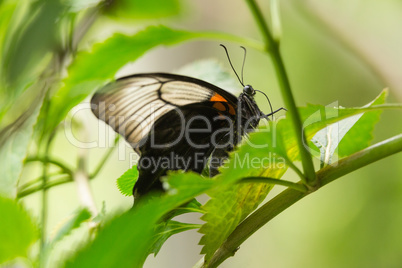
[213,102,226,112]
[228,104,236,115]
[210,93,228,102]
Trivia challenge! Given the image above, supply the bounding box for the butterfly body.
[91,73,264,200]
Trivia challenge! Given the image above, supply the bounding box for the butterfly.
[91,46,283,201]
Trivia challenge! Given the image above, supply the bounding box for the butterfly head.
[243,85,256,97]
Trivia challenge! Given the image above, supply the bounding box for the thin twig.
[18,172,66,192]
[245,0,317,185]
[19,134,121,197]
[39,129,56,267]
[25,156,74,176]
[17,176,73,198]
[239,177,308,192]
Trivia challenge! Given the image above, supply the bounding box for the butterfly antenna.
[240,46,247,86]
[255,89,275,120]
[220,44,244,87]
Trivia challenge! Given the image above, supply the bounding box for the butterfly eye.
[244,85,255,96]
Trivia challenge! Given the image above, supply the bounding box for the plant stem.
[19,135,119,197]
[239,177,307,192]
[25,156,73,176]
[245,0,276,49]
[245,0,316,185]
[206,133,402,267]
[39,131,55,267]
[206,189,305,268]
[17,176,72,198]
[18,172,66,192]
[351,103,402,111]
[270,51,316,184]
[39,162,49,267]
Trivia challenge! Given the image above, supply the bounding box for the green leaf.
[116,165,138,196]
[0,103,42,198]
[150,198,203,255]
[311,90,387,165]
[300,106,379,139]
[151,220,201,256]
[64,172,212,268]
[2,0,66,86]
[0,0,18,65]
[0,196,38,264]
[50,208,91,244]
[103,0,180,20]
[92,201,107,224]
[0,0,53,124]
[198,121,290,263]
[64,208,156,267]
[199,183,271,262]
[337,90,387,156]
[162,171,215,195]
[171,198,203,215]
[274,91,395,164]
[295,90,387,165]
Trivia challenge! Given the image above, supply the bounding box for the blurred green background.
[15,0,402,267]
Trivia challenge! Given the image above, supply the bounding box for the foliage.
[0,196,37,264]
[116,165,138,196]
[49,208,91,245]
[0,0,401,267]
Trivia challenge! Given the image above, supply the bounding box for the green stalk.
[245,0,316,185]
[17,172,66,192]
[19,136,120,198]
[25,156,73,176]
[39,131,55,268]
[239,177,307,192]
[39,158,49,267]
[206,133,402,267]
[18,176,72,198]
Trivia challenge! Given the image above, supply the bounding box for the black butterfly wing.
[134,103,235,197]
[91,73,240,199]
[91,73,239,151]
